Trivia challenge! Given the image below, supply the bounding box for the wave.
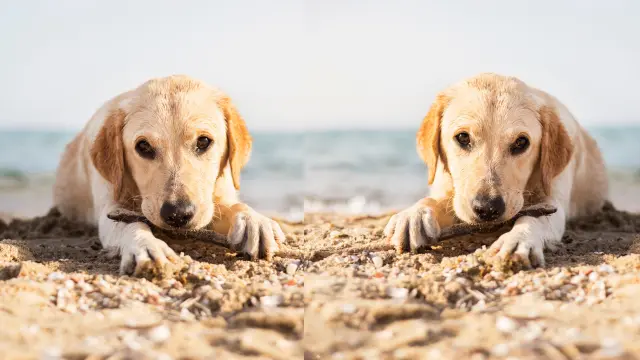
[304,195,387,215]
[0,168,55,190]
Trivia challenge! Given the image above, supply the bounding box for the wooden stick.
[107,204,556,261]
[107,209,229,247]
[438,203,557,240]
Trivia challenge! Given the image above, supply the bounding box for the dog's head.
[417,73,573,224]
[90,75,251,229]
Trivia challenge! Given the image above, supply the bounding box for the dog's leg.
[384,197,455,253]
[486,167,574,269]
[486,198,566,268]
[211,203,286,261]
[98,204,181,275]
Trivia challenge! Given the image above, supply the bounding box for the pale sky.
[1,1,639,131]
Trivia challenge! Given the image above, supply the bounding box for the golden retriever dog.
[54,75,285,275]
[384,73,608,268]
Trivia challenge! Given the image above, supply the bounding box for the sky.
[0,0,639,132]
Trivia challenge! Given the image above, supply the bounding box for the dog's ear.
[417,93,450,185]
[218,96,252,190]
[90,108,131,203]
[538,105,574,195]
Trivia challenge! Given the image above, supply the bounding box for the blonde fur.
[385,73,608,268]
[53,75,285,275]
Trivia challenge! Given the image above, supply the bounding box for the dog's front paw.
[227,208,285,261]
[384,204,440,253]
[120,234,181,276]
[486,230,546,269]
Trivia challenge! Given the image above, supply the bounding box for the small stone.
[47,272,65,281]
[372,256,383,268]
[260,295,283,308]
[599,337,623,357]
[147,324,171,343]
[565,327,582,340]
[571,274,586,284]
[376,330,394,340]
[341,303,357,314]
[495,316,518,333]
[64,279,75,289]
[491,343,509,357]
[83,336,100,347]
[286,263,298,275]
[179,308,195,321]
[386,287,409,300]
[41,347,62,360]
[598,264,615,274]
[276,339,295,350]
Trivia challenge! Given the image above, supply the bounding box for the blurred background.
[1,1,639,221]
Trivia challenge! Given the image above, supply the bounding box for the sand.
[1,204,640,359]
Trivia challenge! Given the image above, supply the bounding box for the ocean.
[1,127,639,220]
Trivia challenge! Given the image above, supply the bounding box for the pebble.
[212,280,224,291]
[598,264,615,274]
[260,295,283,308]
[179,308,195,321]
[341,303,357,314]
[276,339,295,349]
[83,336,101,348]
[372,256,383,268]
[47,272,65,281]
[376,330,394,340]
[40,347,62,360]
[386,287,409,300]
[571,274,586,284]
[286,263,298,275]
[599,337,624,357]
[147,325,171,343]
[565,327,582,340]
[495,316,518,333]
[491,343,510,357]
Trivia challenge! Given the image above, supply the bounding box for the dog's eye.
[510,136,530,155]
[135,140,155,159]
[455,132,471,149]
[195,136,212,153]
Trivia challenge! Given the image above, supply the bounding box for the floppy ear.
[417,93,450,185]
[538,105,574,195]
[90,108,130,203]
[218,96,252,190]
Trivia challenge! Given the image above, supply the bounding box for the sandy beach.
[0,202,639,360]
[2,1,640,358]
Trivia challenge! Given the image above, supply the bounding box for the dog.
[384,73,608,268]
[54,75,285,275]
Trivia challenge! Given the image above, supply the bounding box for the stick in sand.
[107,204,556,260]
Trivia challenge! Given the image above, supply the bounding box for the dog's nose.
[160,200,195,228]
[472,195,505,222]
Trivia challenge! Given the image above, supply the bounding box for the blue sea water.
[0,127,639,219]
